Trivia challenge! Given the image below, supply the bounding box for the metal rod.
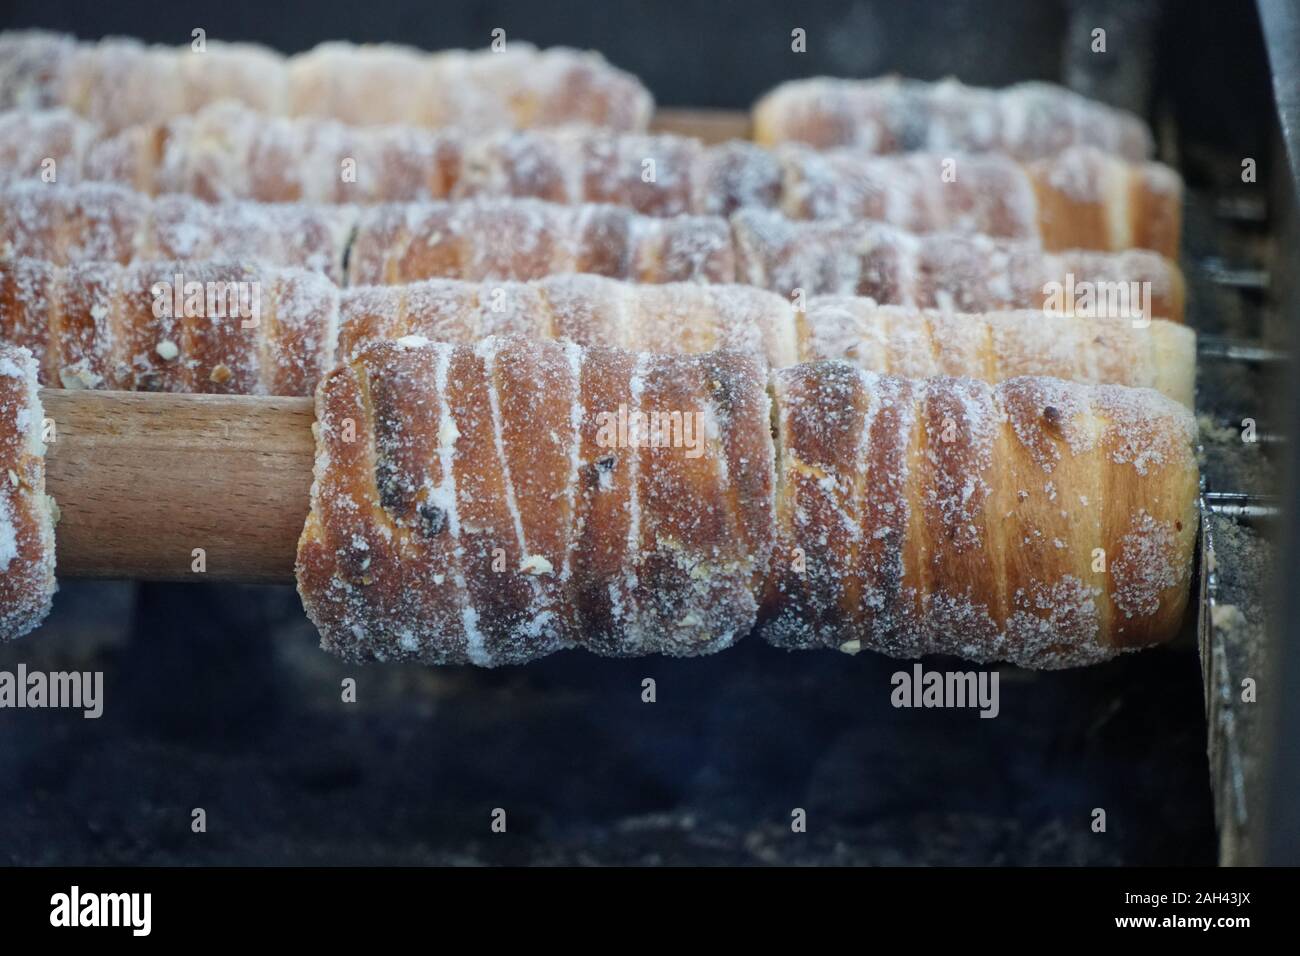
[1203,491,1283,519]
[1197,335,1289,363]
[1194,258,1272,290]
[1214,195,1270,222]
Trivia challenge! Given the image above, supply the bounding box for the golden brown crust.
[752,77,1153,160]
[804,299,1195,406]
[0,182,354,281]
[0,31,651,134]
[1024,147,1182,258]
[3,253,1191,405]
[760,366,1199,667]
[338,274,800,367]
[296,335,775,665]
[732,209,1185,323]
[0,344,55,641]
[347,199,736,286]
[298,337,1198,668]
[55,105,1177,256]
[0,256,339,395]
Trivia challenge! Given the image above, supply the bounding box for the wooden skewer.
[649,107,751,143]
[42,389,312,584]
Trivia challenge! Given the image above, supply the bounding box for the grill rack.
[1191,172,1287,863]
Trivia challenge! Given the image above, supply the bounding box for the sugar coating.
[777,146,1040,238]
[0,182,354,281]
[731,208,1183,321]
[2,239,1190,409]
[1111,510,1181,619]
[296,335,776,665]
[13,101,1176,259]
[759,364,1197,668]
[0,343,55,641]
[0,256,339,395]
[287,40,651,131]
[82,101,464,204]
[754,76,1154,161]
[1036,144,1113,204]
[36,111,1155,262]
[298,333,1197,669]
[0,108,99,185]
[338,274,800,367]
[1091,382,1197,475]
[804,298,1194,406]
[347,198,736,285]
[2,181,1180,327]
[0,30,651,134]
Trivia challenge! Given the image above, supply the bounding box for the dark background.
[9,0,1081,96]
[0,0,1282,865]
[0,0,1273,135]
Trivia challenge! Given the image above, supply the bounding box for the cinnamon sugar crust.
[298,338,1197,668]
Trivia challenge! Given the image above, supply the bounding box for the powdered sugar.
[0,30,650,135]
[0,182,354,281]
[1111,509,1182,619]
[298,336,775,665]
[759,365,1196,667]
[348,197,735,285]
[0,255,339,395]
[11,101,1171,258]
[755,76,1154,161]
[732,209,1184,321]
[298,349,1196,668]
[0,343,55,640]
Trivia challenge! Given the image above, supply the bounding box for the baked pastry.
[339,277,1194,404]
[40,100,1180,254]
[297,334,774,664]
[347,198,736,285]
[0,29,651,134]
[0,256,338,394]
[731,208,1185,322]
[0,181,1184,314]
[761,363,1198,667]
[2,257,1196,403]
[63,103,1179,254]
[0,182,353,280]
[752,76,1153,160]
[804,299,1195,407]
[338,274,801,366]
[0,107,98,185]
[287,40,651,130]
[81,101,469,203]
[1022,147,1181,260]
[0,343,56,641]
[778,144,1181,258]
[77,103,711,207]
[0,30,286,133]
[297,335,1198,667]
